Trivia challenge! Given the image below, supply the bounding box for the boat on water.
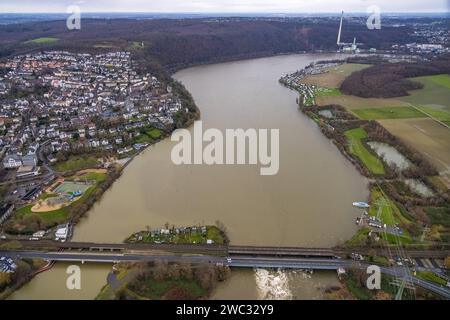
[353,202,370,208]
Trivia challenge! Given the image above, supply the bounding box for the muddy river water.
[10,53,368,300]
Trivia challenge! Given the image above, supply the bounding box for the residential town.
[0,51,189,230]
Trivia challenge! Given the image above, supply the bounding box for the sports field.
[54,181,91,194]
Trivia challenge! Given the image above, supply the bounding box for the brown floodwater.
[9,53,368,300]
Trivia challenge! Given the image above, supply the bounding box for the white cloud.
[1,0,449,13]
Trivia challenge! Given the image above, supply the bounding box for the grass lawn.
[130,278,206,300]
[422,74,450,89]
[416,106,450,123]
[344,276,372,300]
[26,37,59,44]
[400,74,450,110]
[345,127,385,175]
[381,232,413,245]
[369,189,396,226]
[368,188,413,244]
[346,228,370,246]
[302,63,371,89]
[134,127,162,144]
[371,256,390,266]
[148,128,162,139]
[416,271,448,286]
[74,172,107,183]
[352,106,426,120]
[129,41,143,50]
[54,156,99,172]
[316,87,342,97]
[15,204,68,224]
[334,63,372,77]
[38,193,58,201]
[369,188,411,227]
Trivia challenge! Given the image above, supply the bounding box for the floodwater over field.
[367,142,412,171]
[10,53,368,300]
[404,179,434,198]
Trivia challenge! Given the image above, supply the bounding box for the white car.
[227,258,232,263]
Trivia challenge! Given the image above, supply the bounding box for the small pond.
[404,179,434,197]
[318,110,333,119]
[367,142,412,171]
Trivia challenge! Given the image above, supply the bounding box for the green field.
[26,37,59,44]
[316,87,342,97]
[15,204,68,225]
[129,41,143,50]
[54,156,99,172]
[75,172,107,183]
[134,127,162,144]
[416,105,450,124]
[423,74,450,89]
[352,106,426,120]
[400,74,450,110]
[368,188,413,244]
[38,193,58,201]
[330,63,372,78]
[344,128,385,175]
[369,188,411,227]
[416,271,448,286]
[369,189,396,226]
[346,228,371,246]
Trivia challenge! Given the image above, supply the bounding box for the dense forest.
[340,56,450,98]
[0,17,422,71]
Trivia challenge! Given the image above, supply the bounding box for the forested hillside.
[0,17,420,71]
[340,56,450,98]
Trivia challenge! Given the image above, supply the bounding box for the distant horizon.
[1,0,448,14]
[1,11,448,15]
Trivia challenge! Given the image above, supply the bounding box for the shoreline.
[279,60,449,248]
[1,53,368,300]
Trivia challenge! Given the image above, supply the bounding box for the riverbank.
[126,225,228,246]
[7,53,370,300]
[96,261,230,300]
[281,60,450,248]
[0,62,200,298]
[0,254,46,300]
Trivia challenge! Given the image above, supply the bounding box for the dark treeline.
[340,56,450,98]
[0,18,421,68]
[302,104,440,180]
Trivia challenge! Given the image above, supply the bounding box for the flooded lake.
[405,179,434,198]
[10,53,368,300]
[368,142,412,171]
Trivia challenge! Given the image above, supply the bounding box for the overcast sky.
[1,0,449,13]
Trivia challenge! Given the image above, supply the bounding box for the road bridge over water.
[4,240,449,259]
[1,240,449,298]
